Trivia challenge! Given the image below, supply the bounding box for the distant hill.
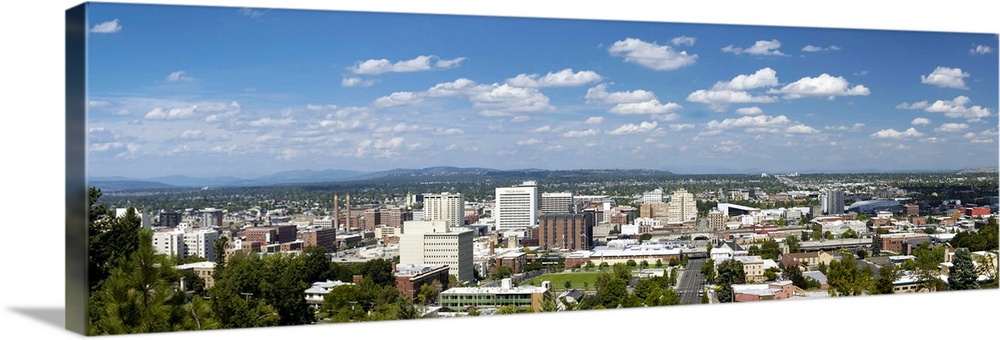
[957,167,999,174]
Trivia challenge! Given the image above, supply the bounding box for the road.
[677,258,707,304]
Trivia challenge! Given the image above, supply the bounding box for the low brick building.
[394,264,450,302]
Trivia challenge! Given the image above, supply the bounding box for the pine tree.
[948,248,980,291]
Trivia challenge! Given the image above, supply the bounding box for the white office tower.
[642,189,664,204]
[495,181,538,230]
[668,188,697,224]
[152,227,219,261]
[540,192,574,214]
[399,220,474,282]
[422,192,466,228]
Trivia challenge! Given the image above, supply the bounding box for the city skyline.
[85,3,998,179]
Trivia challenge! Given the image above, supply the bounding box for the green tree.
[747,240,782,260]
[564,280,572,290]
[784,236,801,253]
[88,188,142,291]
[700,259,716,284]
[826,256,871,297]
[302,246,331,284]
[948,248,980,291]
[655,259,663,268]
[715,259,746,303]
[872,264,899,295]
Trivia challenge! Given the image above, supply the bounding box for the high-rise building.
[668,188,697,223]
[642,189,665,204]
[158,209,181,227]
[301,227,337,252]
[708,209,725,231]
[540,192,574,214]
[538,212,595,251]
[824,189,845,215]
[152,227,219,261]
[399,220,474,282]
[198,208,224,228]
[495,182,538,230]
[422,192,465,228]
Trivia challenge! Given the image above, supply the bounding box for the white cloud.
[896,101,930,110]
[372,91,423,107]
[374,122,419,134]
[871,127,924,139]
[349,55,465,75]
[88,101,111,108]
[179,130,204,140]
[920,66,969,89]
[306,104,337,111]
[609,99,682,115]
[426,78,488,97]
[584,116,605,125]
[90,19,121,33]
[471,84,552,115]
[516,138,542,146]
[721,39,786,56]
[341,77,375,87]
[802,45,841,52]
[585,84,657,104]
[686,89,777,111]
[934,123,969,133]
[735,107,763,116]
[706,115,791,131]
[970,45,993,55]
[506,68,602,88]
[166,71,192,82]
[509,116,531,123]
[248,117,295,127]
[531,125,554,133]
[607,121,658,135]
[669,124,695,131]
[785,124,819,134]
[824,123,865,131]
[355,137,405,158]
[433,128,464,135]
[768,74,870,99]
[671,36,696,46]
[608,38,698,71]
[713,68,779,91]
[911,117,931,125]
[924,96,994,121]
[144,106,197,120]
[561,129,600,138]
[652,113,680,122]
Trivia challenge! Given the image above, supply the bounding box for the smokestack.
[333,193,339,229]
[346,193,352,233]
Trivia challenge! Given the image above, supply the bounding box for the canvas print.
[67,1,999,336]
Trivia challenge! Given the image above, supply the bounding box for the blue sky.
[83,2,998,178]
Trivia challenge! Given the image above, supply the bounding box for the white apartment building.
[668,188,697,224]
[495,182,538,230]
[422,192,466,227]
[399,220,474,282]
[152,226,219,261]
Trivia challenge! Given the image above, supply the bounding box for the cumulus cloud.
[584,116,605,125]
[706,115,791,131]
[306,104,337,111]
[249,117,295,127]
[470,84,553,116]
[923,96,994,121]
[669,124,695,131]
[585,84,657,104]
[671,36,697,46]
[516,138,542,146]
[721,39,786,56]
[509,116,531,123]
[768,74,870,99]
[785,124,819,134]
[712,68,779,91]
[433,128,464,135]
[934,123,969,133]
[179,130,205,140]
[686,89,777,111]
[372,91,423,107]
[802,45,841,52]
[506,68,602,88]
[341,77,375,87]
[531,125,554,133]
[374,122,420,134]
[970,45,993,55]
[911,117,931,125]
[166,71,192,82]
[920,66,969,89]
[608,38,698,71]
[561,129,600,138]
[90,19,121,33]
[607,121,658,135]
[144,106,197,120]
[349,55,465,74]
[824,123,865,131]
[355,137,405,158]
[871,127,923,139]
[426,78,488,97]
[896,101,930,110]
[610,99,682,115]
[735,107,763,116]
